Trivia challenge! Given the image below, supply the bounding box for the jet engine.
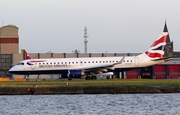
[68,70,84,78]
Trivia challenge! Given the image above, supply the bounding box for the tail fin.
[21,49,31,60]
[139,32,169,59]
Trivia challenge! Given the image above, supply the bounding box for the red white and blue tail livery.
[9,32,171,80]
[145,32,168,58]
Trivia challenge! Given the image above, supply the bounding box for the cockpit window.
[16,62,24,65]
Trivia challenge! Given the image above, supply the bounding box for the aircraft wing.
[82,64,114,72]
[80,56,125,74]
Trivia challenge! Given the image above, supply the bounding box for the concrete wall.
[1,44,18,54]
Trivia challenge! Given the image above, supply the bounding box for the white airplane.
[9,32,171,80]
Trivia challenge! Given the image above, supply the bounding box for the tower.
[0,24,19,77]
[163,21,173,57]
[84,27,88,54]
[0,25,19,54]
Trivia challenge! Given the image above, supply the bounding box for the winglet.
[113,55,126,65]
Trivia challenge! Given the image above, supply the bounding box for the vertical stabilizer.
[21,49,31,60]
[138,32,169,59]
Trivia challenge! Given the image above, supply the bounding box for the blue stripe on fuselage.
[9,67,139,75]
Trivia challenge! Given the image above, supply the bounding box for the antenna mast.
[84,27,88,54]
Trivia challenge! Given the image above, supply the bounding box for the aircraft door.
[19,62,26,70]
[134,56,139,66]
[31,61,36,70]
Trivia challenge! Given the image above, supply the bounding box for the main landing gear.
[85,75,97,80]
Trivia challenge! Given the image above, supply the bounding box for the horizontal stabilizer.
[151,57,171,62]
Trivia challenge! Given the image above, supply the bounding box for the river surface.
[0,94,180,115]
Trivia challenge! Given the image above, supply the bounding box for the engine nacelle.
[108,67,115,70]
[68,70,83,78]
[97,72,114,76]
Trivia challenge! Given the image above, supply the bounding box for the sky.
[0,0,180,53]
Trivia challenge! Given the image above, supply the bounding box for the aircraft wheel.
[85,76,91,80]
[92,76,97,80]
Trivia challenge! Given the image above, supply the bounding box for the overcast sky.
[0,0,180,53]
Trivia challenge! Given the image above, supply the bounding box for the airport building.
[0,25,18,77]
[0,23,180,80]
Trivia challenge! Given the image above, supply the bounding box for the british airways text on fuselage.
[39,64,70,68]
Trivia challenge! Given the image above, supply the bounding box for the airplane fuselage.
[9,55,165,75]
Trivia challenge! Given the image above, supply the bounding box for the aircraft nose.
[8,68,13,73]
[9,66,16,73]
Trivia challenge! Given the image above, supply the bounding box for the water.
[0,94,180,115]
